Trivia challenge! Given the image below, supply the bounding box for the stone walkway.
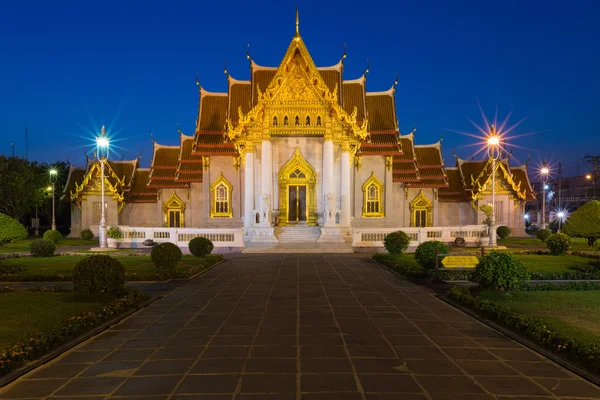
[1,254,599,399]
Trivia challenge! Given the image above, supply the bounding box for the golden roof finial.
[224,60,229,76]
[363,60,370,79]
[295,8,299,36]
[342,43,347,60]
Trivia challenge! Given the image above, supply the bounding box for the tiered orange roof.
[147,143,188,189]
[176,132,203,183]
[125,169,158,203]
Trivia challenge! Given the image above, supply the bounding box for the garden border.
[0,257,226,387]
[440,294,600,387]
[0,294,159,388]
[369,257,600,387]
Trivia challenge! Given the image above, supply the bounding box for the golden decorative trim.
[163,191,186,227]
[277,148,318,226]
[410,189,432,227]
[362,172,384,218]
[210,172,233,218]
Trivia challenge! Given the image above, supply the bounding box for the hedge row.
[447,286,600,374]
[0,255,223,282]
[372,254,472,281]
[0,289,149,377]
[518,282,600,291]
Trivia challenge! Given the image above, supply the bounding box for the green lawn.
[0,292,113,349]
[1,255,217,278]
[382,252,593,275]
[516,254,592,274]
[0,238,97,254]
[498,237,599,253]
[478,289,600,347]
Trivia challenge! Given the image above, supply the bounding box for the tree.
[562,201,600,247]
[0,156,38,220]
[0,157,69,223]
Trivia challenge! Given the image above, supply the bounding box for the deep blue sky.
[1,0,598,177]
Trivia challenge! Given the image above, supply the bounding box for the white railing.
[109,226,244,249]
[353,225,485,248]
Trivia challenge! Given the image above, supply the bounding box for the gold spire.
[295,8,299,36]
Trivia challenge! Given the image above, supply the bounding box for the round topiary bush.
[151,242,183,276]
[29,238,56,257]
[414,241,450,270]
[43,229,63,244]
[188,237,214,257]
[72,255,126,294]
[384,231,411,254]
[496,226,511,239]
[546,232,571,255]
[0,213,28,245]
[473,251,528,291]
[536,228,552,243]
[81,229,94,240]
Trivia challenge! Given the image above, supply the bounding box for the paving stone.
[54,377,126,396]
[301,373,357,392]
[240,373,296,393]
[28,363,89,379]
[135,359,195,375]
[415,375,485,394]
[0,378,68,398]
[80,361,141,377]
[359,374,422,393]
[6,254,597,399]
[113,375,182,396]
[476,376,549,396]
[175,374,240,394]
[245,358,296,373]
[534,377,600,397]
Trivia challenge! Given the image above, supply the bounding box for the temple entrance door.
[287,185,307,223]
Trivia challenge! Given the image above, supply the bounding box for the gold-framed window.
[163,191,185,227]
[210,172,233,218]
[410,189,433,227]
[362,172,384,218]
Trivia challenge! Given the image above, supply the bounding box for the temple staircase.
[275,225,321,243]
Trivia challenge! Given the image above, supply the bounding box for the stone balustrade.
[352,225,485,248]
[108,226,244,252]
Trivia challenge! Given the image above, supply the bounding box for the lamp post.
[586,174,596,199]
[540,162,549,229]
[487,126,500,247]
[557,211,565,233]
[49,169,58,231]
[96,126,110,248]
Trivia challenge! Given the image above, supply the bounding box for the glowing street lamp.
[49,168,58,231]
[540,162,550,229]
[96,126,110,248]
[487,126,501,247]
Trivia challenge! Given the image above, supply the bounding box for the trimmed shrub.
[472,251,528,290]
[72,255,126,294]
[29,238,56,257]
[562,200,600,247]
[107,226,123,239]
[383,231,410,254]
[43,229,63,244]
[546,232,571,255]
[536,228,552,243]
[496,226,511,239]
[81,229,94,240]
[151,242,182,277]
[414,241,450,270]
[189,237,214,257]
[0,213,28,245]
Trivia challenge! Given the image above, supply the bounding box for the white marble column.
[244,144,254,227]
[323,139,334,224]
[261,139,272,225]
[341,147,351,227]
